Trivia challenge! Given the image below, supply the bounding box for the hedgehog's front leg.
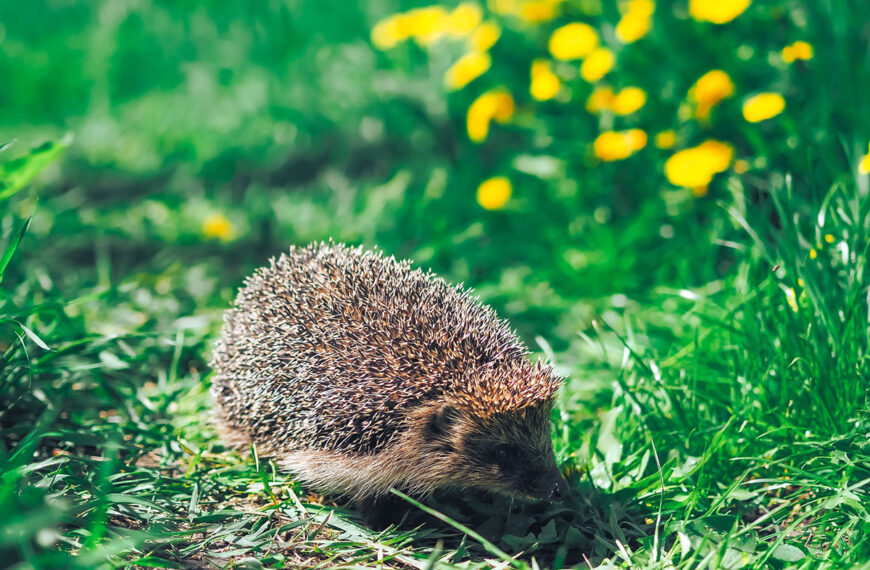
[355,493,410,529]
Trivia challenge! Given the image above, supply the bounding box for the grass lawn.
[1,0,869,568]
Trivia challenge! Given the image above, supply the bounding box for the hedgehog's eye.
[493,444,512,463]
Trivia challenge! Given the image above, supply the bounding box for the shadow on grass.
[337,480,652,567]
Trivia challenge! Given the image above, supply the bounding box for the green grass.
[2,0,870,568]
[2,137,867,568]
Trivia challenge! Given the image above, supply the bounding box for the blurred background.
[7,0,846,376]
[2,0,869,567]
[5,0,864,317]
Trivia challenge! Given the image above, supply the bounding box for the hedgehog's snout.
[530,470,566,501]
[511,459,565,502]
[549,478,566,500]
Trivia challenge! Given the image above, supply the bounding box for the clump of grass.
[570,175,870,567]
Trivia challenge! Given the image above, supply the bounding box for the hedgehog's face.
[422,403,565,501]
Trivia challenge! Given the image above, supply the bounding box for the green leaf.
[127,557,186,569]
[0,216,32,281]
[103,493,171,513]
[537,519,559,544]
[18,322,51,351]
[501,532,537,551]
[770,543,806,562]
[0,135,71,202]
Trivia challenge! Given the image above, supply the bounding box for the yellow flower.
[689,0,751,24]
[612,86,647,115]
[202,214,236,241]
[477,176,512,209]
[586,86,615,113]
[785,287,798,312]
[488,0,565,21]
[371,14,413,50]
[664,140,734,187]
[616,14,651,43]
[616,0,654,43]
[488,0,519,14]
[548,22,599,61]
[824,233,835,243]
[586,86,645,114]
[733,158,750,173]
[858,142,870,175]
[742,92,785,122]
[809,248,817,259]
[467,89,515,143]
[468,21,501,52]
[444,52,491,90]
[444,3,484,38]
[593,129,647,161]
[580,47,615,82]
[407,6,450,46]
[620,0,655,16]
[654,130,677,149]
[519,0,559,22]
[530,59,561,101]
[491,95,515,123]
[689,70,735,120]
[782,41,814,63]
[372,7,463,49]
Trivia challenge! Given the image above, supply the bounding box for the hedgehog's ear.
[424,404,459,443]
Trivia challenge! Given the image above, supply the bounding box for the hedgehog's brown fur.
[211,242,565,503]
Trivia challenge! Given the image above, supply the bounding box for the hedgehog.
[211,242,566,519]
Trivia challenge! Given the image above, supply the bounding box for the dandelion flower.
[488,0,519,15]
[654,130,677,149]
[742,92,785,122]
[444,52,491,90]
[612,86,647,115]
[593,129,647,161]
[548,22,599,60]
[467,89,515,143]
[530,59,561,101]
[616,0,654,43]
[616,14,651,43]
[621,0,655,16]
[809,248,817,259]
[477,176,512,209]
[468,21,501,51]
[733,159,750,173]
[580,47,615,82]
[664,140,734,188]
[202,214,236,242]
[491,94,514,122]
[782,41,814,63]
[785,287,798,312]
[689,70,734,120]
[444,3,484,38]
[858,142,870,174]
[408,6,450,46]
[824,233,835,243]
[586,86,615,113]
[520,0,559,23]
[371,14,412,50]
[689,0,751,24]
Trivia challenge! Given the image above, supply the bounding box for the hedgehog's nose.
[535,472,566,501]
[548,478,566,500]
